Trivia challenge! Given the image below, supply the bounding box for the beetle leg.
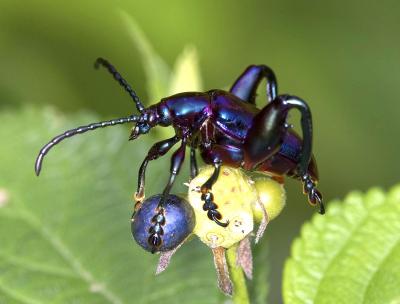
[281,97,325,214]
[302,174,325,214]
[135,136,180,204]
[244,95,324,213]
[148,139,187,253]
[190,147,199,179]
[230,65,278,104]
[200,161,229,227]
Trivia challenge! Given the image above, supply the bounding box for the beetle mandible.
[35,58,324,252]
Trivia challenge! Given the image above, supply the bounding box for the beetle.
[35,58,324,253]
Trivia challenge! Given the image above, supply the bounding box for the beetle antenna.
[95,57,145,113]
[35,115,140,176]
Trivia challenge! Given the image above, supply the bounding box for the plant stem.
[226,245,250,304]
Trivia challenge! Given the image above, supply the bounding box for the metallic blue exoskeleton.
[35,58,323,253]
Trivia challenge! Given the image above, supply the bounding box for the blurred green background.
[1,0,399,302]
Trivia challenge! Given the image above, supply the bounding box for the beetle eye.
[129,122,151,140]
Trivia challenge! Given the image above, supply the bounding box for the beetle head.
[129,122,151,140]
[129,107,159,140]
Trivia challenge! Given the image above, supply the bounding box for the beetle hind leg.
[230,65,278,104]
[302,174,325,214]
[244,94,324,214]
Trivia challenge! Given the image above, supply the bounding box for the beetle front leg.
[148,139,187,253]
[244,95,324,214]
[200,161,229,227]
[135,136,180,207]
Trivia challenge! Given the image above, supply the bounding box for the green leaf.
[0,106,270,303]
[283,186,400,304]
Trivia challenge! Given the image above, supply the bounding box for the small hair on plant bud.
[250,174,286,222]
[212,247,233,296]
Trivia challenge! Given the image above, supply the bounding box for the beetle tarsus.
[312,189,325,214]
[301,173,325,214]
[201,190,229,227]
[148,209,166,253]
[199,162,229,227]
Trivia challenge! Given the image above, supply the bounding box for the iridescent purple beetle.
[35,58,324,253]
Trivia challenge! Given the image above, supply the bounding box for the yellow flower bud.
[249,173,286,222]
[188,166,286,249]
[188,166,255,249]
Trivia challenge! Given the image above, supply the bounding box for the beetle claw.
[313,190,325,214]
[308,191,324,214]
[211,213,229,227]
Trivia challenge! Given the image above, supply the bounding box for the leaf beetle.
[35,58,324,253]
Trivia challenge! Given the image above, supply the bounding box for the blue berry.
[131,194,195,253]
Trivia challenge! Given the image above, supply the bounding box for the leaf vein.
[16,208,124,304]
[361,233,400,302]
[312,207,370,300]
[0,253,78,279]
